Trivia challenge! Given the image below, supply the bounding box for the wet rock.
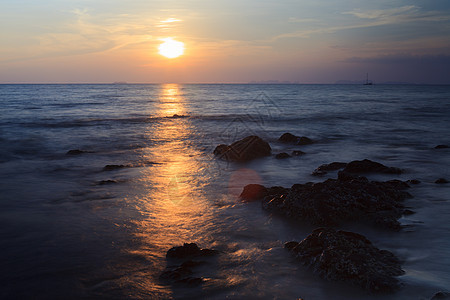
[262,174,412,230]
[431,291,450,299]
[103,164,128,171]
[278,133,314,145]
[435,178,449,184]
[312,162,347,176]
[240,184,268,201]
[98,180,118,185]
[285,228,404,293]
[292,150,306,156]
[66,149,86,155]
[166,243,218,259]
[434,145,449,149]
[276,152,291,159]
[407,179,421,185]
[213,135,271,162]
[343,159,402,174]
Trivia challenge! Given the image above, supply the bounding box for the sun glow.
[158,38,184,59]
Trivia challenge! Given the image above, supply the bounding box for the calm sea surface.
[1,84,449,299]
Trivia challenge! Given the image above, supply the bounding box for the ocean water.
[0,83,449,299]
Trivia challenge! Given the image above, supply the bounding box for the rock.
[278,133,314,145]
[435,178,449,184]
[407,179,421,185]
[103,164,128,171]
[98,180,118,185]
[292,150,306,156]
[66,149,86,155]
[240,184,288,202]
[285,228,404,293]
[343,159,402,174]
[312,162,347,176]
[213,136,271,162]
[240,184,268,201]
[434,145,449,149]
[431,291,450,299]
[276,152,291,159]
[262,174,412,230]
[166,243,218,259]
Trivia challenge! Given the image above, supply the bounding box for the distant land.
[247,80,421,85]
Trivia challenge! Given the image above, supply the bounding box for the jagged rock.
[435,178,449,184]
[292,150,306,156]
[103,164,128,171]
[213,136,271,162]
[166,243,218,259]
[278,133,314,145]
[276,152,291,159]
[312,162,347,176]
[285,228,404,293]
[343,159,402,174]
[66,149,86,155]
[434,145,449,149]
[261,173,412,230]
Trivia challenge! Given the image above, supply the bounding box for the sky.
[1,0,450,84]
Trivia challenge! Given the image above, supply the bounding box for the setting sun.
[158,38,184,59]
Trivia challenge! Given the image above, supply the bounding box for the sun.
[158,38,184,59]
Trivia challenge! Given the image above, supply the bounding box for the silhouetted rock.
[435,178,449,184]
[166,243,218,259]
[312,162,347,176]
[292,150,306,156]
[240,184,268,201]
[285,228,404,293]
[275,152,291,159]
[261,174,412,230]
[213,136,271,162]
[98,180,118,185]
[431,291,450,299]
[278,133,313,145]
[103,164,128,171]
[434,145,449,149]
[66,149,86,155]
[343,159,402,174]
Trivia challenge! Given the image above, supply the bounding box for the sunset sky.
[1,0,450,84]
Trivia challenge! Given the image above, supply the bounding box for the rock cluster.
[285,228,404,293]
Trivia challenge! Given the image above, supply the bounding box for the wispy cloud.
[344,53,450,65]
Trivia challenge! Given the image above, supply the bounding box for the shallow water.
[1,84,449,299]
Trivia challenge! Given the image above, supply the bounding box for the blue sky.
[1,0,449,83]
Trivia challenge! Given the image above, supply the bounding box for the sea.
[0,84,449,299]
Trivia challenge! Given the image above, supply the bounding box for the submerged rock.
[213,135,271,162]
[98,180,118,185]
[166,243,219,259]
[343,159,402,174]
[278,133,313,145]
[434,145,449,149]
[103,164,128,171]
[275,152,291,159]
[66,149,87,155]
[431,291,450,299]
[261,172,412,230]
[285,228,404,293]
[292,150,306,156]
[435,178,449,184]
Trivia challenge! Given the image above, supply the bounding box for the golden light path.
[158,38,185,59]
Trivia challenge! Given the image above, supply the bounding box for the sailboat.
[363,73,373,85]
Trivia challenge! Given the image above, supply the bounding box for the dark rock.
[407,179,421,185]
[240,184,268,201]
[435,178,449,184]
[98,180,118,185]
[343,159,402,174]
[278,133,314,145]
[292,150,306,156]
[262,175,412,230]
[213,136,271,162]
[166,243,218,259]
[66,149,86,155]
[103,164,127,171]
[431,291,450,299]
[275,152,291,159]
[285,228,404,293]
[312,162,347,176]
[403,209,415,215]
[434,145,449,149]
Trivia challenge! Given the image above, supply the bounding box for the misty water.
[1,84,449,299]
